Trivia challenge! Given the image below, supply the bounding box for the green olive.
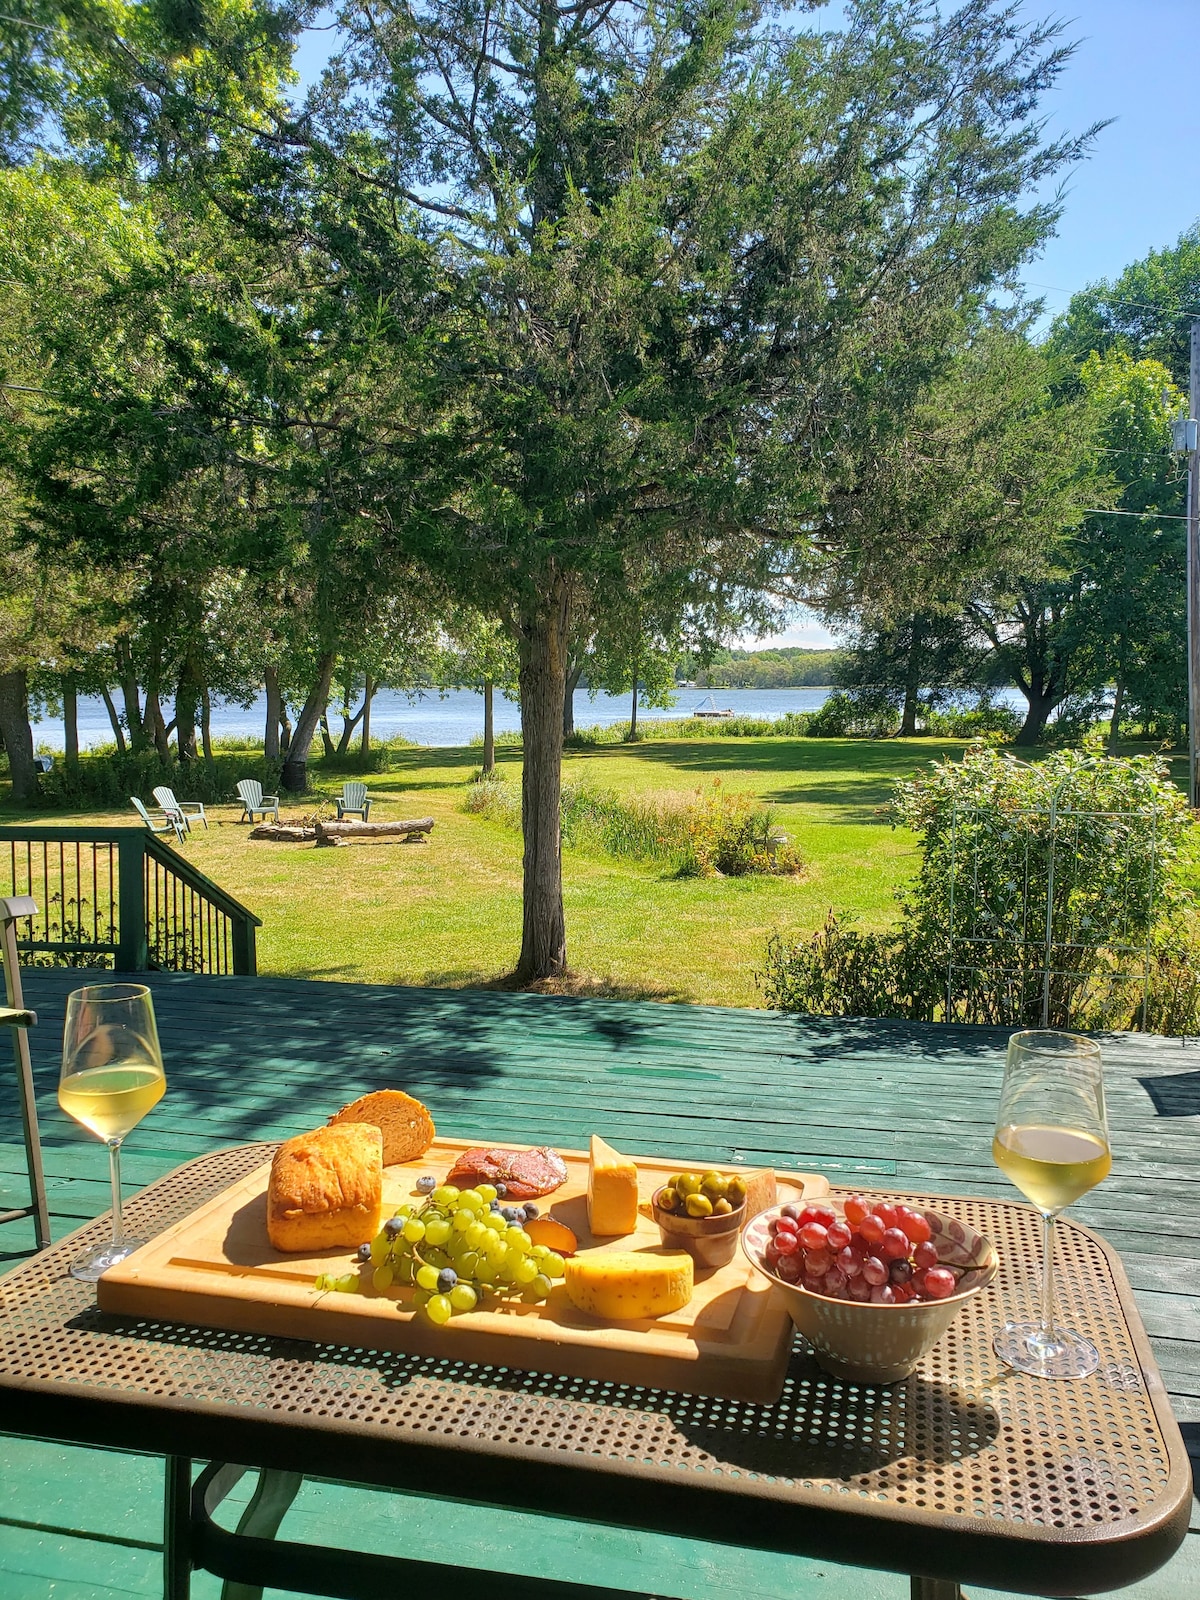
[674,1172,701,1197]
[712,1197,733,1215]
[701,1171,728,1199]
[657,1187,679,1212]
[726,1176,747,1203]
[684,1192,713,1218]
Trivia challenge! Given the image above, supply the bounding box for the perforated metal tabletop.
[0,1144,1190,1596]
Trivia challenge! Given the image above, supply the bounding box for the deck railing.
[0,827,261,975]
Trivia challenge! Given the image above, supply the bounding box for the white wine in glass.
[59,983,166,1282]
[992,1029,1111,1379]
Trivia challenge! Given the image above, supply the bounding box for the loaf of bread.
[328,1089,435,1165]
[267,1123,383,1252]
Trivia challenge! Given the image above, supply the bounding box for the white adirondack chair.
[131,796,187,844]
[336,781,371,821]
[236,779,280,823]
[153,785,208,832]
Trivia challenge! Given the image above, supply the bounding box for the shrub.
[36,749,284,808]
[674,780,803,877]
[804,691,894,738]
[923,699,1022,740]
[759,747,1196,1031]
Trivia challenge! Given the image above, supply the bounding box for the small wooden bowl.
[651,1185,744,1268]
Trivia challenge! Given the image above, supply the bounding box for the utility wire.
[1079,507,1190,521]
[1024,282,1200,318]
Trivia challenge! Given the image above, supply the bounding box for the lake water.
[32,685,838,752]
[33,682,1026,752]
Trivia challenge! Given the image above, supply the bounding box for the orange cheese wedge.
[525,1216,579,1255]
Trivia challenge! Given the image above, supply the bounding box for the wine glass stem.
[107,1138,124,1247]
[1039,1210,1057,1342]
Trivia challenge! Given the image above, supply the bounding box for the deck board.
[1,969,1196,1597]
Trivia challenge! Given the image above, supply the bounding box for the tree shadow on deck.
[12,971,698,1154]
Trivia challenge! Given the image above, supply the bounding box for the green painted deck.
[1,970,1196,1600]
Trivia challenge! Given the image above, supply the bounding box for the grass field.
[0,735,974,1005]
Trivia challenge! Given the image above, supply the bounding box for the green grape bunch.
[314,1183,567,1324]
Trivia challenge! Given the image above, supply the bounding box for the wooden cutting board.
[98,1139,829,1402]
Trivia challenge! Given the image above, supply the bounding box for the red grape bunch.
[763,1197,958,1304]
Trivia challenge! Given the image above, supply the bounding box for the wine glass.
[58,983,166,1282]
[992,1029,1111,1379]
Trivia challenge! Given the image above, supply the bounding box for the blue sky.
[294,4,1200,652]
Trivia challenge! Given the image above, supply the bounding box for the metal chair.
[131,796,187,844]
[0,897,50,1251]
[336,780,371,821]
[153,785,208,832]
[236,779,280,823]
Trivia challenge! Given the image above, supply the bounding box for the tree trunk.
[482,678,495,774]
[116,639,146,753]
[175,661,200,763]
[144,689,170,760]
[281,652,336,792]
[515,579,569,982]
[361,673,374,755]
[63,673,79,772]
[1108,678,1125,751]
[264,665,281,761]
[627,676,639,741]
[100,686,127,754]
[320,711,336,759]
[899,617,925,737]
[563,659,584,739]
[279,702,293,755]
[1013,685,1057,746]
[201,684,214,761]
[0,670,38,804]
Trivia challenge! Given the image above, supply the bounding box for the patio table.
[0,1142,1190,1600]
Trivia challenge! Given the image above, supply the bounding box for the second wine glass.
[58,983,166,1282]
[992,1029,1111,1379]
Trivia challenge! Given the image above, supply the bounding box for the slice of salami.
[509,1146,568,1197]
[444,1145,568,1199]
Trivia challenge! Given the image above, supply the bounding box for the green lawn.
[0,734,974,1005]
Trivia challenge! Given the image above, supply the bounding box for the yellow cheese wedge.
[588,1133,639,1236]
[564,1250,694,1320]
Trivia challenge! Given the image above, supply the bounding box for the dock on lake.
[1,970,1196,1600]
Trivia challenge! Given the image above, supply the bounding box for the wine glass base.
[993,1320,1100,1379]
[69,1238,147,1283]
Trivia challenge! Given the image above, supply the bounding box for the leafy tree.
[1048,224,1200,391]
[1070,352,1187,743]
[18,0,1096,980]
[439,612,519,775]
[834,612,984,736]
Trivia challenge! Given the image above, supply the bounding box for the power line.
[1079,506,1190,521]
[1024,281,1200,318]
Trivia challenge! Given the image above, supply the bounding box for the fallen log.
[315,817,435,848]
[249,824,318,842]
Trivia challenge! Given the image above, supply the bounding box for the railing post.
[116,833,149,971]
[231,917,257,976]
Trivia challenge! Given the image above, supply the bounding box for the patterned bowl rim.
[740,1199,999,1310]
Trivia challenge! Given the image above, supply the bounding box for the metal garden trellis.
[944,757,1166,1030]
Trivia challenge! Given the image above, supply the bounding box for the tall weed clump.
[759,748,1196,1032]
[463,772,804,877]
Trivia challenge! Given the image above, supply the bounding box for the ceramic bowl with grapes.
[742,1200,998,1384]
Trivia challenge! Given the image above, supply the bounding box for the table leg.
[911,1579,965,1600]
[219,1467,304,1600]
[164,1456,193,1600]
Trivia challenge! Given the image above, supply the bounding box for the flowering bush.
[760,748,1196,1031]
